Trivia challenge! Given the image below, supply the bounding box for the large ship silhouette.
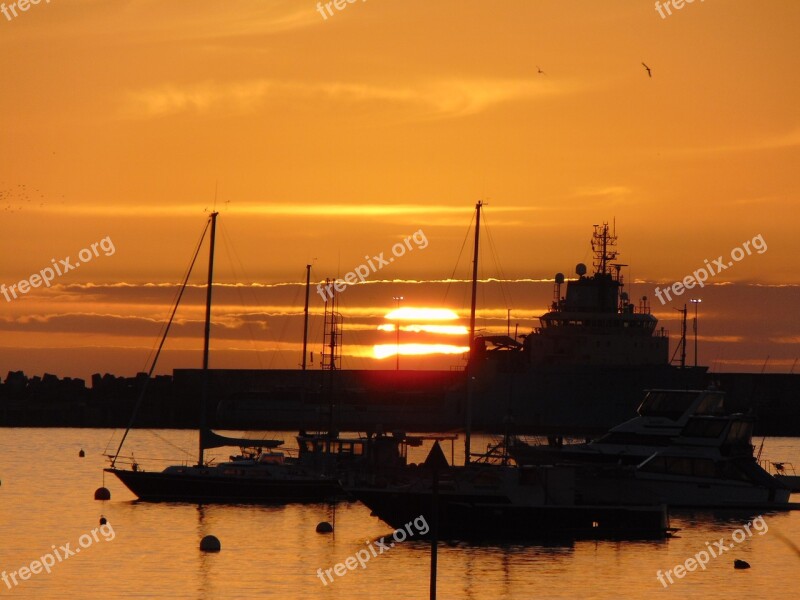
[475,223,669,368]
[462,223,703,433]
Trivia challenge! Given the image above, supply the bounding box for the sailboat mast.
[465,200,482,466]
[198,211,218,467]
[302,264,311,371]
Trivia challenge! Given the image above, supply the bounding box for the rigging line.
[271,272,304,369]
[218,223,267,370]
[482,211,514,314]
[311,304,326,370]
[141,224,212,372]
[103,223,208,466]
[442,210,475,306]
[110,216,211,467]
[143,428,196,460]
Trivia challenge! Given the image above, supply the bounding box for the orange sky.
[1,1,798,379]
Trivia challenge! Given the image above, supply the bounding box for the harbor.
[2,1,799,598]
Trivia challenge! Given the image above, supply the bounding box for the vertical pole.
[327,282,337,436]
[393,296,403,370]
[430,466,439,600]
[302,264,311,371]
[465,201,481,466]
[681,305,687,369]
[692,300,700,368]
[199,211,218,467]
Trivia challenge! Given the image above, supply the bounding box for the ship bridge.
[526,224,669,366]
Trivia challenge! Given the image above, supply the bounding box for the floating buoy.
[99,516,107,525]
[94,487,111,500]
[200,535,221,552]
[734,559,751,570]
[79,449,85,458]
[316,521,334,534]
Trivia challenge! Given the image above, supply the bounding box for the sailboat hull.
[106,467,342,504]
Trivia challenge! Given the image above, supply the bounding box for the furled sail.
[201,428,283,450]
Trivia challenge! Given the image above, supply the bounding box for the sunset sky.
[1,1,798,380]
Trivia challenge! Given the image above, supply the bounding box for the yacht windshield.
[693,393,726,415]
[637,391,699,420]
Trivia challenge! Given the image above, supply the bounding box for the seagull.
[642,62,652,77]
[537,65,546,75]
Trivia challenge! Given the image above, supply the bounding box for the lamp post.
[690,298,702,368]
[392,296,403,370]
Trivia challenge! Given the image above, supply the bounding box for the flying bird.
[642,62,652,77]
[537,65,546,75]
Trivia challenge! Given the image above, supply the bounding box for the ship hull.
[106,467,342,504]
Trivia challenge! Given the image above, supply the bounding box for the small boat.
[509,388,793,509]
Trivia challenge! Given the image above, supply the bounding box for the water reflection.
[0,429,797,599]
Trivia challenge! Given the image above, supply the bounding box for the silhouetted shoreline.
[2,369,800,435]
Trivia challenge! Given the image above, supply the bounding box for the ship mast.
[465,200,482,466]
[198,211,218,467]
[322,278,342,434]
[302,264,311,371]
[592,222,618,276]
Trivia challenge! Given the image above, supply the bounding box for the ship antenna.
[592,222,618,276]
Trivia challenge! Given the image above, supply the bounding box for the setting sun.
[384,307,461,321]
[375,306,468,359]
[373,343,470,359]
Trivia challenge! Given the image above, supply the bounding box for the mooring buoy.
[200,535,221,552]
[79,449,85,457]
[99,516,108,525]
[316,521,334,534]
[94,487,111,500]
[734,559,751,569]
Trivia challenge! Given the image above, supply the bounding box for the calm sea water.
[1,428,798,599]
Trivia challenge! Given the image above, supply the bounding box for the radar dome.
[576,263,587,276]
[555,273,565,284]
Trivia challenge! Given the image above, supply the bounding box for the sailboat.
[346,202,672,540]
[105,212,341,503]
